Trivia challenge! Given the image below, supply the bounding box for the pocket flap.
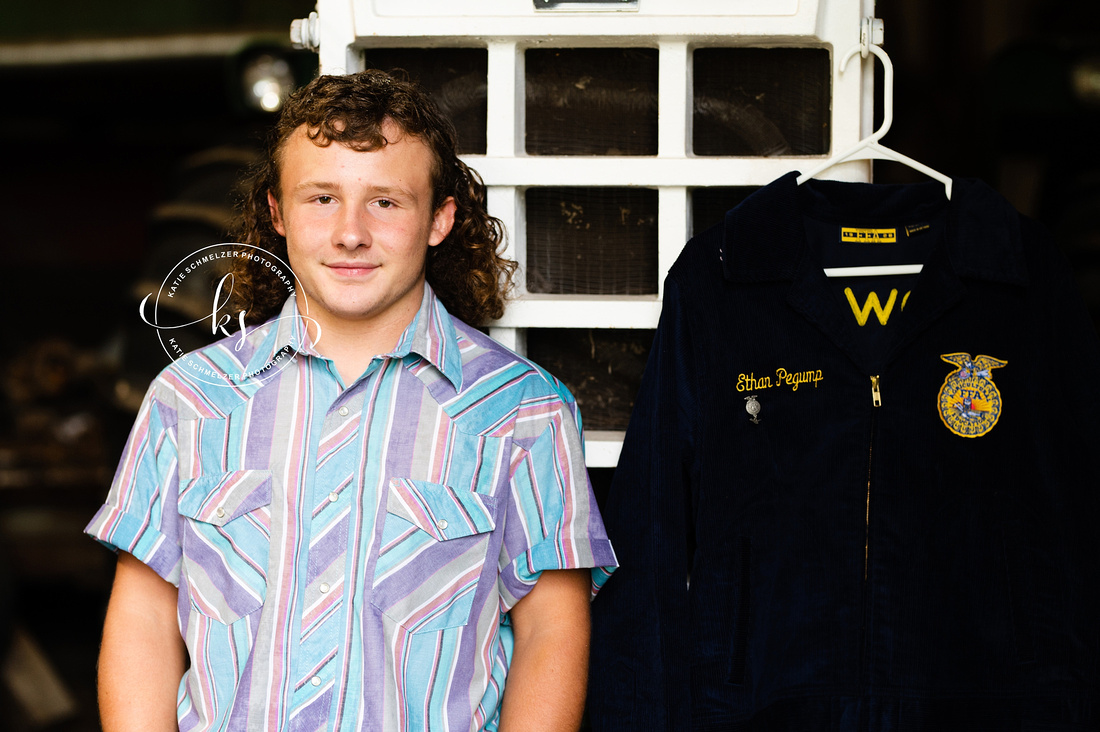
[179,470,273,526]
[387,478,496,541]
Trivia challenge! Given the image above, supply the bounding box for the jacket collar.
[720,171,1029,286]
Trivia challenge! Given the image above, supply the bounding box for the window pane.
[360,47,487,154]
[526,187,658,295]
[694,47,830,156]
[526,48,659,156]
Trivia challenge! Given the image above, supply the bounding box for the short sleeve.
[85,381,184,585]
[497,400,617,611]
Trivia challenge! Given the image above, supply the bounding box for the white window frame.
[303,0,879,467]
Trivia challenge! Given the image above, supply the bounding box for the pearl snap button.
[328,492,338,502]
[311,676,321,687]
[338,406,349,416]
[436,519,448,530]
[319,583,330,594]
[216,507,226,518]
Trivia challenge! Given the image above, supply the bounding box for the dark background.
[1,0,1098,728]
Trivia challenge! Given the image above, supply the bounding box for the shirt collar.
[391,284,464,391]
[229,295,308,389]
[244,284,464,391]
[720,171,1029,286]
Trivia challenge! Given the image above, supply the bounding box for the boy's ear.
[428,197,457,247]
[268,191,286,236]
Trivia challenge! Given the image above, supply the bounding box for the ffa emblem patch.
[937,353,1007,438]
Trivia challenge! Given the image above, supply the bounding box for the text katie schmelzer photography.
[137,243,302,387]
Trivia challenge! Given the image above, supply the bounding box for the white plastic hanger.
[797,37,952,278]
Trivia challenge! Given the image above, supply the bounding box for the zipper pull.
[870,375,882,407]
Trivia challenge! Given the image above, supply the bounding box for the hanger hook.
[837,42,893,143]
[797,28,952,200]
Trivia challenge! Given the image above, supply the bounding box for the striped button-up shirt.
[87,285,617,731]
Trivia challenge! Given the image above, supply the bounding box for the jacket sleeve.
[589,275,696,731]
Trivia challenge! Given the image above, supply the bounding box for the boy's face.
[269,120,455,345]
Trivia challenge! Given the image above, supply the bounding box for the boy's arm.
[98,551,186,732]
[499,568,592,732]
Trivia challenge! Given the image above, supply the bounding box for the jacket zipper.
[860,375,882,694]
[866,376,881,578]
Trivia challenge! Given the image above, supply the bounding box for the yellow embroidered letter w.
[844,288,909,326]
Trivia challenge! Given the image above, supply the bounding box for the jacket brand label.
[937,353,1007,438]
[840,227,897,243]
[737,368,823,393]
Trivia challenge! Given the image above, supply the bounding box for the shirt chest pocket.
[371,478,497,633]
[178,470,273,625]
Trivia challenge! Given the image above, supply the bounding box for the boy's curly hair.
[230,69,515,326]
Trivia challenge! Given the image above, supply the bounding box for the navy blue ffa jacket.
[589,173,1100,731]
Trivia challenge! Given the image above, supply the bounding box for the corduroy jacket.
[589,173,1100,731]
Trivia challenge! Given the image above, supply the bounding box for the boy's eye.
[377,199,393,208]
[316,195,334,204]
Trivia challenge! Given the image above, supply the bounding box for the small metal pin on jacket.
[744,395,761,424]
